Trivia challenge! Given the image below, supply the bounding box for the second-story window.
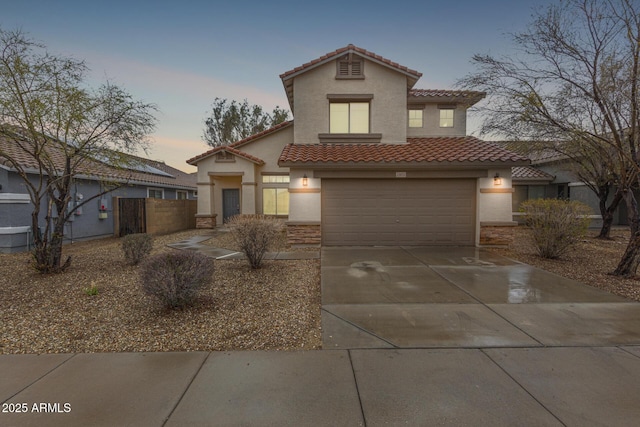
[439,108,454,128]
[409,109,423,128]
[330,102,369,133]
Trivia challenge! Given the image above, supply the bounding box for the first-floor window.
[176,190,187,200]
[148,188,164,199]
[263,188,289,215]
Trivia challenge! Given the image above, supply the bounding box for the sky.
[1,0,554,173]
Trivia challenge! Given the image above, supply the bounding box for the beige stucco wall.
[288,169,321,222]
[292,58,408,144]
[407,104,468,138]
[477,167,515,225]
[193,125,294,221]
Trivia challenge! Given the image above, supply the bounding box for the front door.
[222,189,240,223]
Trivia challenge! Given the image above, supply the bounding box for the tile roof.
[0,132,196,190]
[511,166,555,181]
[280,44,423,111]
[409,89,486,106]
[187,121,292,165]
[280,44,422,81]
[278,137,529,166]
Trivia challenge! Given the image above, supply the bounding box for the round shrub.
[228,214,282,269]
[139,251,214,309]
[521,198,591,259]
[121,233,153,265]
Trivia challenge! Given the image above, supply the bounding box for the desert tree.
[458,0,640,276]
[202,98,289,147]
[0,28,157,273]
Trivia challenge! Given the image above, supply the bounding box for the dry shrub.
[228,215,281,269]
[521,198,591,259]
[139,251,214,309]
[121,233,153,265]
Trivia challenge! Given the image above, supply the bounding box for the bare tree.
[459,0,640,276]
[0,28,157,273]
[202,98,289,147]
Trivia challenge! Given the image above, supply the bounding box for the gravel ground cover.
[1,230,321,354]
[488,227,640,302]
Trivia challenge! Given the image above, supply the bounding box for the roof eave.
[278,160,531,169]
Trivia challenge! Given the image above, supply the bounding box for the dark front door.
[222,189,240,223]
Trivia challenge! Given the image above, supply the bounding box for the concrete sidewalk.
[2,346,640,426]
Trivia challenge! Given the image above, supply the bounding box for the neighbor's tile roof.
[278,137,529,166]
[0,132,196,189]
[187,121,292,165]
[511,166,554,181]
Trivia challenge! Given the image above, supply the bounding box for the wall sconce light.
[302,174,308,187]
[493,173,502,186]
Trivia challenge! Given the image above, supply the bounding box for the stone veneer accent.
[196,214,216,229]
[286,223,321,246]
[479,222,517,246]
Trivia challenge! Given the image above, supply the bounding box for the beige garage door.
[322,179,476,246]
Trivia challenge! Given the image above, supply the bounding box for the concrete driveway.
[321,246,640,349]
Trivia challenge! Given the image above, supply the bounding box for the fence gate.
[118,198,146,236]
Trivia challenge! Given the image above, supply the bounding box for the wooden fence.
[114,197,196,237]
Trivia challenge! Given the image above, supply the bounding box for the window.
[439,109,454,128]
[409,109,423,128]
[263,188,289,216]
[176,190,187,200]
[262,175,290,183]
[330,102,369,133]
[148,188,164,199]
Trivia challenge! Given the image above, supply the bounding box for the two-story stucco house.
[188,45,529,246]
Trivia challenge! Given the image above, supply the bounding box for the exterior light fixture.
[493,173,502,186]
[303,174,308,187]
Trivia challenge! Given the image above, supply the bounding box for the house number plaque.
[395,172,407,178]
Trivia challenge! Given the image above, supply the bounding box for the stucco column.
[478,168,517,245]
[195,179,216,228]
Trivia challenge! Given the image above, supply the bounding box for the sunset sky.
[1,0,553,172]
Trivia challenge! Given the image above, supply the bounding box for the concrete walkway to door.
[321,246,640,349]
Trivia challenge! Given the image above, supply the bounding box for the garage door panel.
[322,179,476,246]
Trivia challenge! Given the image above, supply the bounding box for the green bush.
[139,251,214,309]
[121,233,153,265]
[228,215,282,269]
[520,198,591,259]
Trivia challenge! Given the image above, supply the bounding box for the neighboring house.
[506,143,625,227]
[0,134,197,253]
[188,44,529,246]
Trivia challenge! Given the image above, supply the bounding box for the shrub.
[121,233,153,265]
[139,251,214,309]
[228,215,281,269]
[520,198,591,259]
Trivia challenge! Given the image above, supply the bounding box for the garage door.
[322,179,476,246]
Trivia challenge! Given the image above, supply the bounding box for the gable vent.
[338,61,350,76]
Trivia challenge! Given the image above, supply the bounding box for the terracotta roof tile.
[0,132,196,189]
[187,121,292,165]
[409,89,486,106]
[511,165,554,180]
[278,137,529,166]
[279,44,422,81]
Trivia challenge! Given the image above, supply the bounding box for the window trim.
[408,108,424,128]
[262,187,289,217]
[147,188,164,199]
[439,108,455,128]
